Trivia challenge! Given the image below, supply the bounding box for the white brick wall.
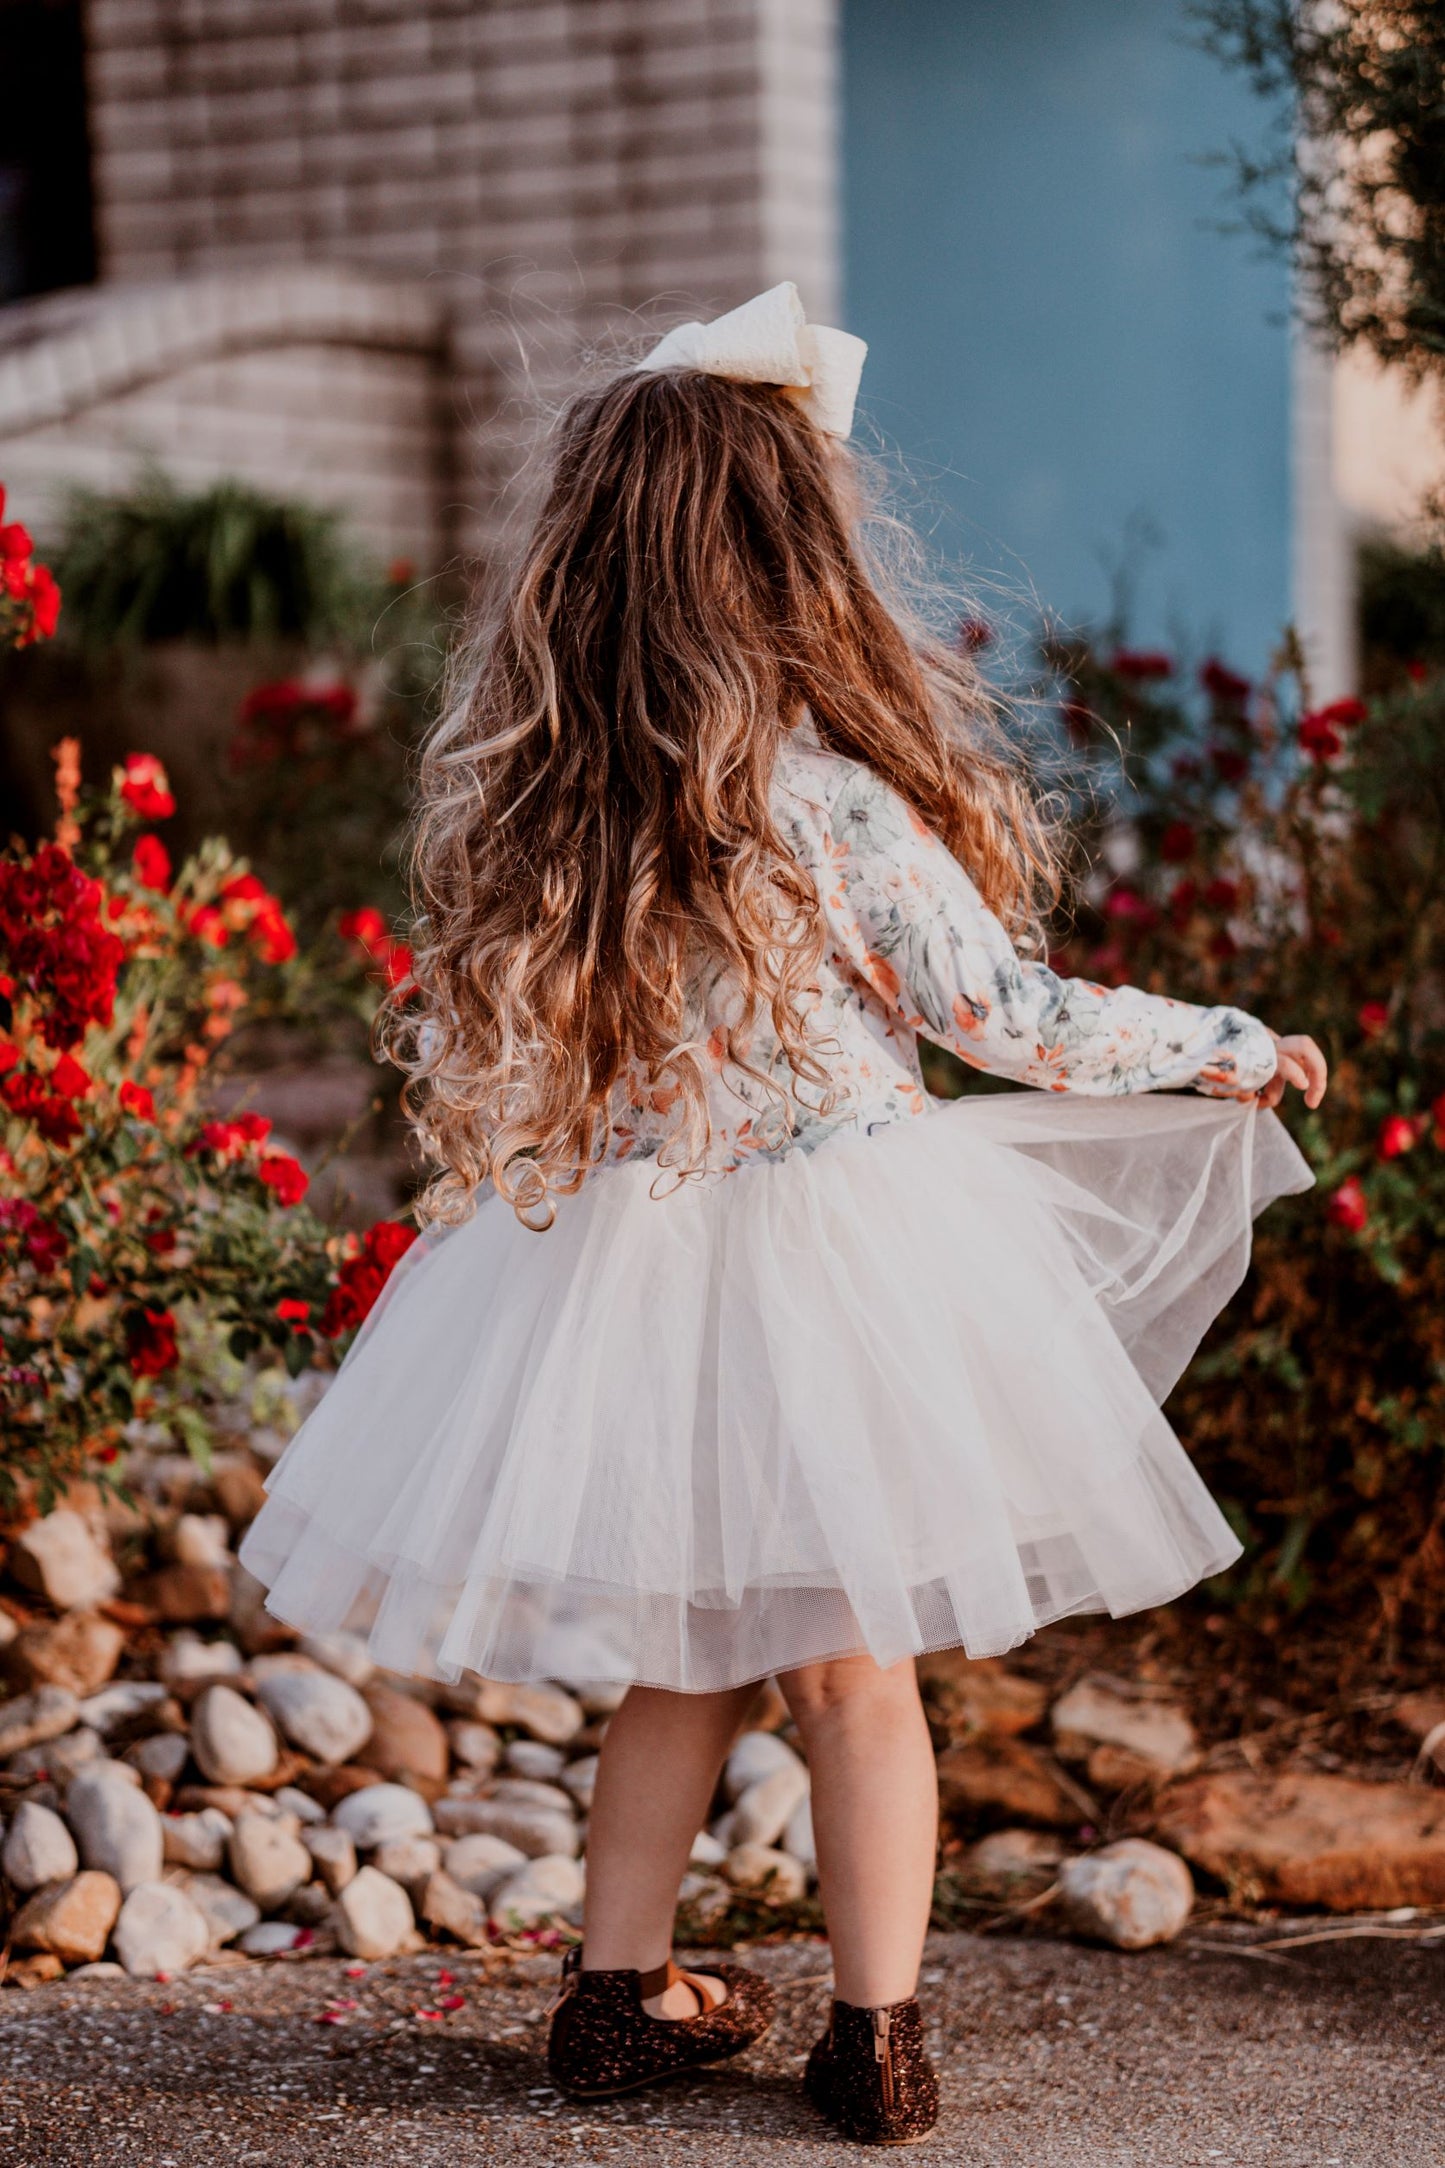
[73,0,843,558]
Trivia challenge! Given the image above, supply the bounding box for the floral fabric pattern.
[608,722,1277,1177]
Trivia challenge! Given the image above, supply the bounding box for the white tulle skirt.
[240,1094,1312,1691]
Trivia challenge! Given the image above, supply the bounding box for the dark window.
[0,0,96,303]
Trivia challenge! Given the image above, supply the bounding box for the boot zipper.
[873,2007,894,2114]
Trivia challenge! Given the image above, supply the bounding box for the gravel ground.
[0,1925,1439,2167]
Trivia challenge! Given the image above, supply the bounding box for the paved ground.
[0,1925,1439,2167]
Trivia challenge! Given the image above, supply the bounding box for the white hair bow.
[638,281,867,440]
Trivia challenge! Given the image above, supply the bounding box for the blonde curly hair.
[383,366,1058,1228]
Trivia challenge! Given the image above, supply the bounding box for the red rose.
[1327,1177,1368,1233]
[1312,697,1368,730]
[1110,647,1174,681]
[188,905,229,948]
[1357,1001,1390,1039]
[117,1079,155,1127]
[1210,746,1249,785]
[1204,877,1240,911]
[1159,821,1196,865]
[127,1306,179,1377]
[118,754,176,821]
[29,564,60,639]
[144,1226,178,1255]
[276,1297,312,1328]
[364,1219,418,1272]
[250,901,297,965]
[132,835,172,892]
[0,521,33,561]
[339,907,387,951]
[1200,658,1251,705]
[1377,1115,1420,1161]
[219,873,268,905]
[49,1053,92,1099]
[0,1040,20,1075]
[1298,711,1344,763]
[258,1152,309,1206]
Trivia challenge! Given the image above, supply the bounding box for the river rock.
[334,1865,413,1959]
[297,1631,375,1689]
[958,1827,1064,1899]
[489,1853,585,1931]
[916,1652,1050,1738]
[447,1720,500,1774]
[354,1683,448,1784]
[449,1680,584,1746]
[254,1668,372,1765]
[0,1685,81,1760]
[10,1511,120,1611]
[190,1685,279,1786]
[432,1795,577,1858]
[331,1782,434,1849]
[443,1832,528,1897]
[6,1611,125,1697]
[158,1633,245,1689]
[935,1737,1087,1830]
[3,1800,79,1890]
[211,1458,270,1527]
[66,1763,164,1891]
[303,1825,358,1896]
[238,1920,308,1956]
[503,1738,566,1782]
[273,1785,327,1825]
[724,1843,808,1904]
[126,1733,190,1786]
[113,1881,210,1977]
[177,1871,260,1947]
[1153,1770,1445,1911]
[420,1867,491,1947]
[6,1725,104,1788]
[146,1562,233,1625]
[227,1812,311,1911]
[1051,1679,1199,1775]
[559,1754,598,1811]
[1059,1839,1194,1949]
[723,1731,802,1803]
[13,1871,122,1964]
[77,1682,172,1736]
[162,1808,233,1872]
[169,1513,232,1570]
[370,1834,440,1902]
[728,1761,811,1849]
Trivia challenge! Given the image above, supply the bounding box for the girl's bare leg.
[582,1680,756,2017]
[777,1654,936,2007]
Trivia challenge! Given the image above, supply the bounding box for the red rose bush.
[0,730,414,1510]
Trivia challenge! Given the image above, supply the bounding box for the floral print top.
[607,719,1277,1176]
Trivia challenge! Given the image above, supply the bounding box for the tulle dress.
[240,720,1313,1690]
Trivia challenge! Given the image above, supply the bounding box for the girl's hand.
[1258,1032,1328,1110]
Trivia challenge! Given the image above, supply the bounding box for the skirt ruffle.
[239,1094,1312,1690]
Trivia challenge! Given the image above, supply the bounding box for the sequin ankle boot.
[804,1994,940,2144]
[548,1946,776,2098]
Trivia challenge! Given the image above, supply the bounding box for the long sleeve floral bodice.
[607,721,1277,1176]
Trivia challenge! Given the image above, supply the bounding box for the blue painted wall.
[841,0,1292,673]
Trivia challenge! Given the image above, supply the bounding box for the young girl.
[242,284,1326,2144]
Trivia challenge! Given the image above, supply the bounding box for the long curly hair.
[385,365,1059,1228]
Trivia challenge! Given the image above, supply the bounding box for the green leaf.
[172,1404,214,1477]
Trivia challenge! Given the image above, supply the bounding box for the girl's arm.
[822,769,1277,1098]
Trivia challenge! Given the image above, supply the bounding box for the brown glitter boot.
[804,1995,940,2144]
[547,1946,776,2098]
